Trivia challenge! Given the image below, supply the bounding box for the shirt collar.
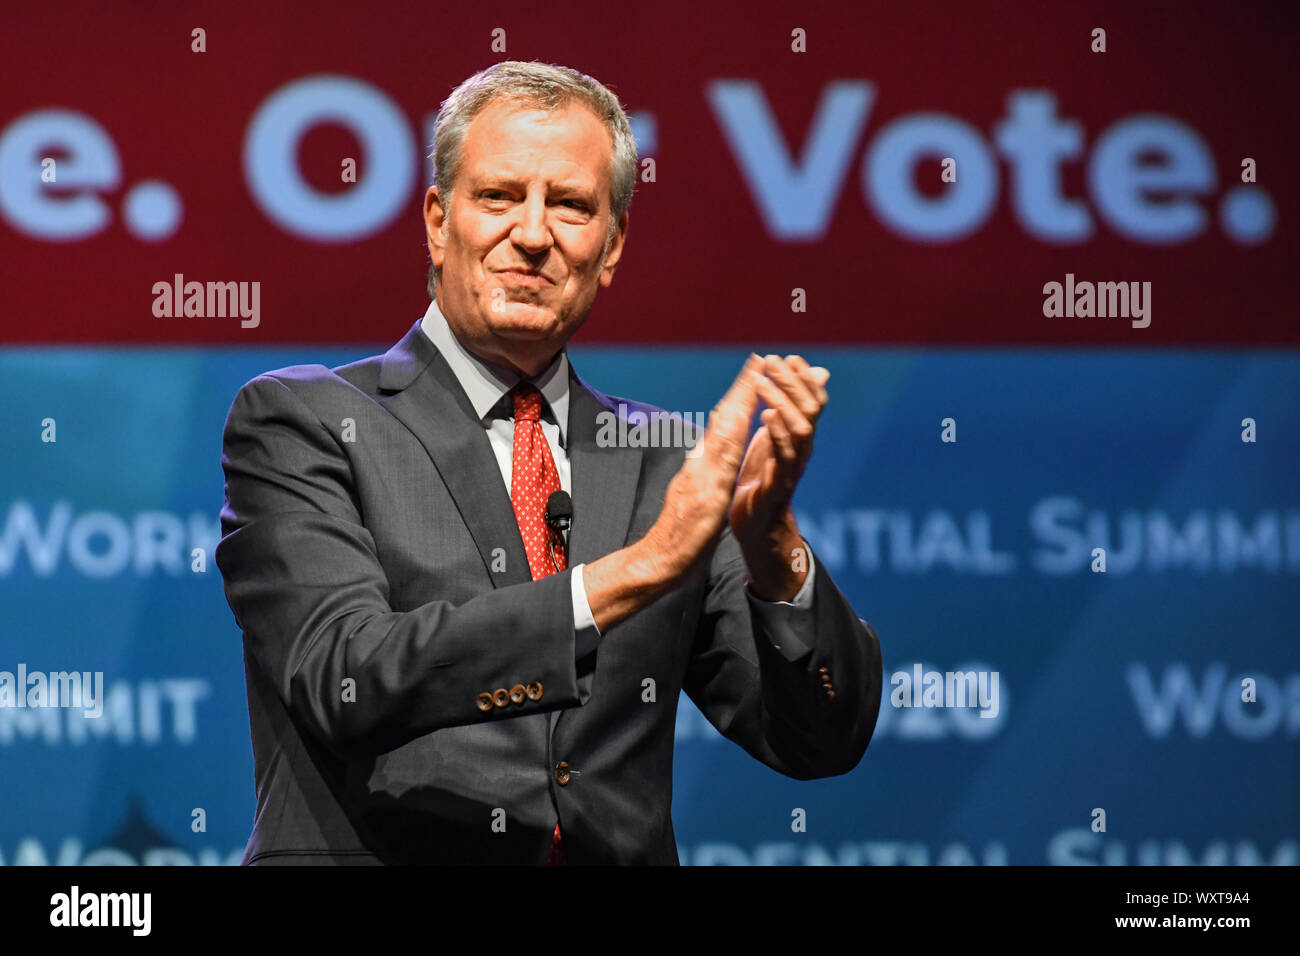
[419,297,570,447]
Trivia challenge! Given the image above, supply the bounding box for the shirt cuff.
[745,544,817,662]
[571,563,601,659]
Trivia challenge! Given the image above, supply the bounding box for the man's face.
[425,98,628,377]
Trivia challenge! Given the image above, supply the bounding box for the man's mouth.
[496,269,552,289]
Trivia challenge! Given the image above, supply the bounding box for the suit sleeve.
[215,374,590,758]
[683,527,882,779]
[745,542,818,661]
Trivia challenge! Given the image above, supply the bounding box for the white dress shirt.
[419,298,817,662]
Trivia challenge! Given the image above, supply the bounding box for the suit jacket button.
[526,681,544,701]
[493,688,510,708]
[509,683,526,705]
[825,688,835,698]
[554,761,571,786]
[476,692,494,712]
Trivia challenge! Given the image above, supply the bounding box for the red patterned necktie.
[507,382,568,865]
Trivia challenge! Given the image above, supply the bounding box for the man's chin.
[489,303,563,338]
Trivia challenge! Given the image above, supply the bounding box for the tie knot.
[510,382,545,422]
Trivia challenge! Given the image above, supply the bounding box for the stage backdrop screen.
[1,0,1295,865]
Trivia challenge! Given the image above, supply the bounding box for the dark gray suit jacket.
[215,318,882,865]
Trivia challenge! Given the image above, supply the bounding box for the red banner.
[1,0,1295,345]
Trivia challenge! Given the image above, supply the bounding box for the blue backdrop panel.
[0,344,1295,865]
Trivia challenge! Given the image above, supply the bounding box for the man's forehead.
[463,99,610,172]
[472,95,599,128]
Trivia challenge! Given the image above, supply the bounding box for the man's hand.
[639,352,765,580]
[582,353,828,631]
[730,354,829,601]
[583,354,764,631]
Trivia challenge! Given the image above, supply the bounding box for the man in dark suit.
[216,60,882,865]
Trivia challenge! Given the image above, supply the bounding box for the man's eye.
[561,200,586,210]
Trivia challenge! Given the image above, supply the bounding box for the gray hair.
[426,60,639,297]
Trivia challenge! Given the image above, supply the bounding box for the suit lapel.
[564,365,643,570]
[374,320,645,592]
[376,321,532,588]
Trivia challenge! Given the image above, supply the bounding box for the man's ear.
[424,186,448,272]
[599,212,629,288]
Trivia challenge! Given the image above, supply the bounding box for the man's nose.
[511,192,552,253]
